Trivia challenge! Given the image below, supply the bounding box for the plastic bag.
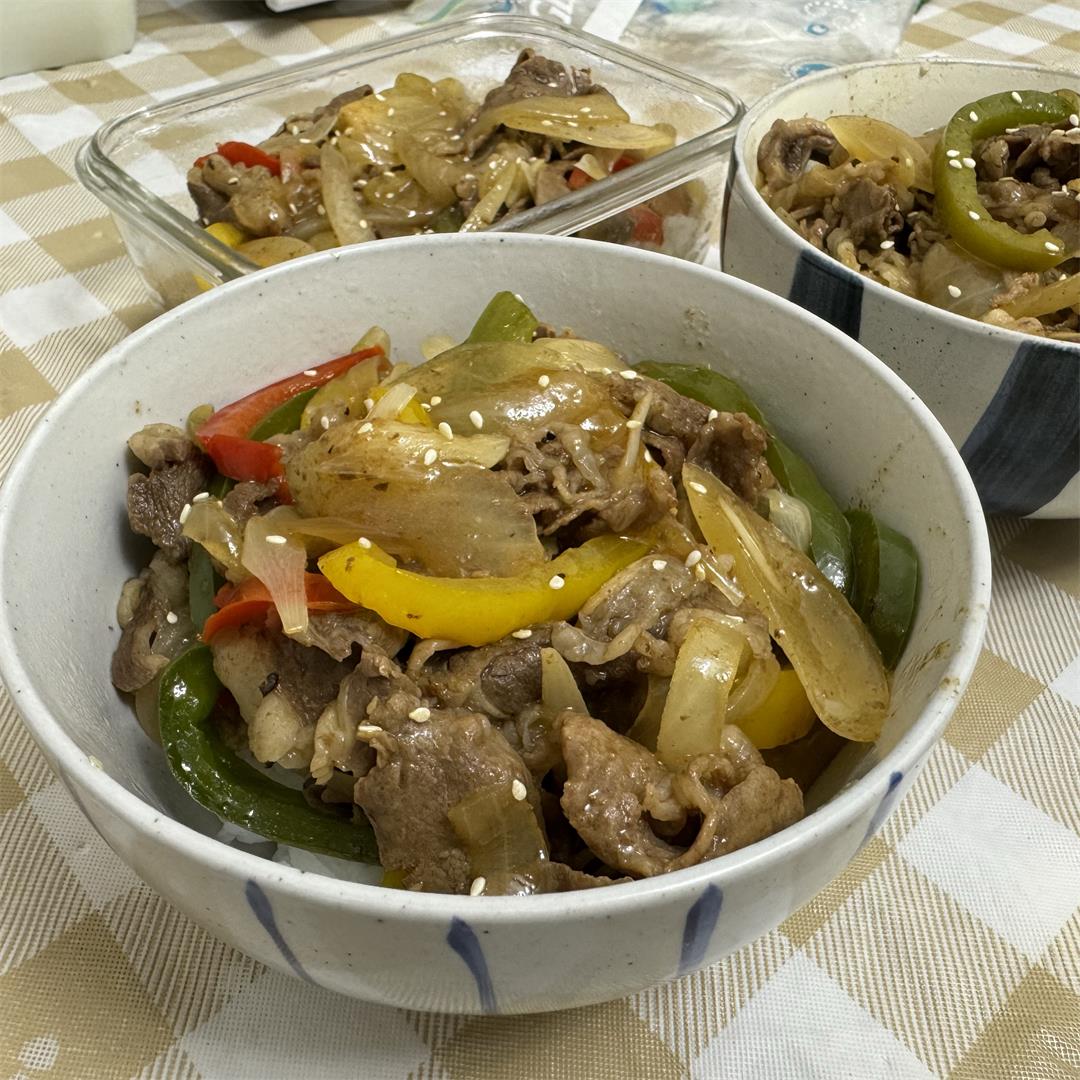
[407,0,918,102]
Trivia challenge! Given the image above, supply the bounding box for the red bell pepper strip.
[202,434,285,484]
[196,346,386,446]
[567,154,637,190]
[628,205,664,246]
[203,574,356,641]
[194,141,282,176]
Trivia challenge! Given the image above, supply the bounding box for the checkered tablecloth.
[1,2,1078,1078]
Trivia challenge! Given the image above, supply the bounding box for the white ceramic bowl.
[722,59,1080,518]
[0,234,990,1014]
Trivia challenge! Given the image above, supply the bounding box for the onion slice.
[241,508,310,636]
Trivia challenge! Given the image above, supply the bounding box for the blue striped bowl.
[723,59,1080,518]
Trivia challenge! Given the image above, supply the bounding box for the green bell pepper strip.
[158,645,380,861]
[248,387,318,441]
[846,510,919,669]
[933,90,1076,271]
[635,361,853,596]
[465,291,539,344]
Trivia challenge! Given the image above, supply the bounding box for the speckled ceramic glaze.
[722,59,1080,518]
[0,235,990,1013]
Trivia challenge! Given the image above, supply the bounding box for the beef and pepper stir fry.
[757,89,1080,339]
[188,50,693,267]
[112,293,918,895]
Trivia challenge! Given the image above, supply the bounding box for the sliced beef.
[606,373,709,447]
[312,84,372,123]
[210,624,352,769]
[687,411,776,505]
[354,701,537,893]
[222,479,279,531]
[418,631,550,721]
[831,176,903,249]
[295,609,408,662]
[559,712,803,876]
[757,117,839,190]
[127,423,197,470]
[111,552,189,693]
[126,456,212,560]
[187,170,232,225]
[1011,125,1080,184]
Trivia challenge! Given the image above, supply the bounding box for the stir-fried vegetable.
[194,141,281,175]
[932,90,1075,271]
[684,463,889,742]
[465,290,539,345]
[158,645,378,860]
[846,509,920,669]
[826,115,934,193]
[202,573,355,641]
[735,668,817,750]
[655,620,745,768]
[319,535,649,646]
[1002,272,1080,319]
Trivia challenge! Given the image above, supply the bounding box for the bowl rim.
[0,232,992,922]
[729,56,1080,353]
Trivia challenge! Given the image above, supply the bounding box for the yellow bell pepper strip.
[319,535,648,647]
[684,463,888,743]
[736,668,817,750]
[932,90,1076,271]
[846,510,920,670]
[465,291,539,344]
[367,384,432,426]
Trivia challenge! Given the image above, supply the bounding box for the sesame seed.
[1070,114,1079,128]
[643,448,654,463]
[1005,127,1019,134]
[511,779,527,801]
[962,156,976,168]
[303,368,318,376]
[707,409,719,421]
[880,239,895,249]
[359,219,369,229]
[357,537,372,549]
[193,491,210,502]
[1010,91,1022,104]
[344,126,354,135]
[625,418,643,430]
[549,574,565,590]
[438,421,454,440]
[968,210,981,220]
[538,374,551,388]
[1045,240,1061,252]
[688,481,707,495]
[601,367,612,375]
[288,123,300,135]
[356,724,382,736]
[317,204,326,216]
[652,559,668,571]
[408,706,431,722]
[947,284,962,298]
[948,159,963,170]
[423,448,438,466]
[387,107,395,116]
[619,369,639,380]
[179,503,192,524]
[165,611,178,625]
[945,149,960,158]
[694,564,707,581]
[320,415,331,430]
[685,549,702,568]
[430,395,442,406]
[511,628,533,639]
[969,109,979,121]
[469,410,484,430]
[541,120,553,127]
[469,876,486,896]
[287,202,298,214]
[358,422,373,434]
[420,401,433,412]
[226,176,239,185]
[266,534,288,545]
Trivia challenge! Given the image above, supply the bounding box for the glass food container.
[75,14,743,309]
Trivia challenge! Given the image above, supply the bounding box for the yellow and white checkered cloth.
[1,2,1078,1077]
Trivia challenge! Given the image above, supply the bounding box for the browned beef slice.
[312,84,372,122]
[757,117,838,189]
[559,713,803,877]
[831,176,903,249]
[1012,126,1080,183]
[607,373,709,447]
[127,457,211,560]
[419,631,550,720]
[354,704,537,893]
[687,411,776,505]
[295,610,408,662]
[478,48,594,114]
[111,552,188,693]
[222,479,279,531]
[127,423,197,470]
